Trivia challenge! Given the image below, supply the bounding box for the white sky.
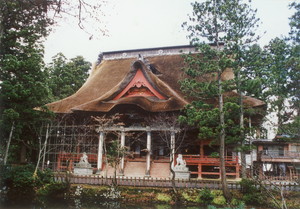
[44,0,296,63]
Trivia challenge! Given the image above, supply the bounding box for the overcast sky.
[44,0,295,63]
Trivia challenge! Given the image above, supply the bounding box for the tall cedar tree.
[256,2,299,138]
[284,2,300,138]
[263,38,292,133]
[259,1,299,137]
[0,0,53,163]
[181,0,260,200]
[227,1,260,178]
[0,0,98,164]
[46,53,91,101]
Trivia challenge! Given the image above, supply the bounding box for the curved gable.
[71,59,188,112]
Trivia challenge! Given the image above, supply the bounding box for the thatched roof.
[45,45,265,114]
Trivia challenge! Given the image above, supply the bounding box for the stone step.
[101,164,119,177]
[124,161,146,177]
[101,161,171,178]
[150,162,170,178]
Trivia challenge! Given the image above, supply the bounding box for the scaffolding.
[39,122,184,174]
[41,123,99,172]
[38,122,241,180]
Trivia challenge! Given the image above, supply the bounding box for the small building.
[253,135,300,180]
[42,45,265,179]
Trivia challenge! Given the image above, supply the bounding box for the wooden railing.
[181,155,240,178]
[259,175,300,181]
[183,155,238,165]
[261,151,300,159]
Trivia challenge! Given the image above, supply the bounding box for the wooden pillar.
[97,131,104,173]
[236,156,240,179]
[259,163,264,179]
[256,127,261,139]
[145,127,151,176]
[120,127,125,175]
[57,154,61,171]
[198,163,202,179]
[170,128,175,168]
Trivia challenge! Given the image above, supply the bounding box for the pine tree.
[182,0,260,200]
[280,2,300,138]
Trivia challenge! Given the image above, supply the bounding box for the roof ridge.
[99,45,197,61]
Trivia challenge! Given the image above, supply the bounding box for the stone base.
[74,167,93,175]
[173,165,189,172]
[174,171,190,180]
[172,165,190,180]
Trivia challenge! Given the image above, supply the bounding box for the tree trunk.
[4,122,14,165]
[113,163,117,187]
[218,71,231,202]
[238,70,246,178]
[0,9,4,54]
[34,124,49,177]
[170,156,178,197]
[20,143,27,164]
[277,99,284,134]
[41,124,50,170]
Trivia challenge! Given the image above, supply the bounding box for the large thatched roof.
[45,45,265,114]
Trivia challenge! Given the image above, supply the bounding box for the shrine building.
[43,45,265,179]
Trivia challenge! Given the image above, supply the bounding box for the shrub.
[198,188,214,205]
[3,164,37,203]
[230,198,244,206]
[156,193,172,203]
[212,195,226,205]
[37,181,68,201]
[36,168,54,186]
[2,164,56,204]
[239,178,264,205]
[181,189,199,203]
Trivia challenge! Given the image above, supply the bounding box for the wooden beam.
[96,126,180,132]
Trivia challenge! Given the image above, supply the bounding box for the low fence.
[54,174,300,191]
[259,175,300,181]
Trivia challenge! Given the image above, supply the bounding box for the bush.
[36,168,54,186]
[37,181,68,201]
[240,178,264,205]
[181,189,199,203]
[198,188,214,205]
[212,195,226,205]
[1,164,56,204]
[3,164,37,202]
[156,193,172,203]
[230,198,244,206]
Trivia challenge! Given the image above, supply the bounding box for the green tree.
[263,38,292,133]
[182,0,260,201]
[227,4,260,178]
[289,2,300,43]
[280,2,300,138]
[241,44,268,100]
[0,0,105,168]
[0,0,53,163]
[46,53,91,101]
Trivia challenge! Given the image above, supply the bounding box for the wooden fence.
[54,174,300,191]
[259,175,300,181]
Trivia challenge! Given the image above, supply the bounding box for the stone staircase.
[124,161,146,177]
[101,164,119,177]
[101,161,171,178]
[150,162,170,178]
